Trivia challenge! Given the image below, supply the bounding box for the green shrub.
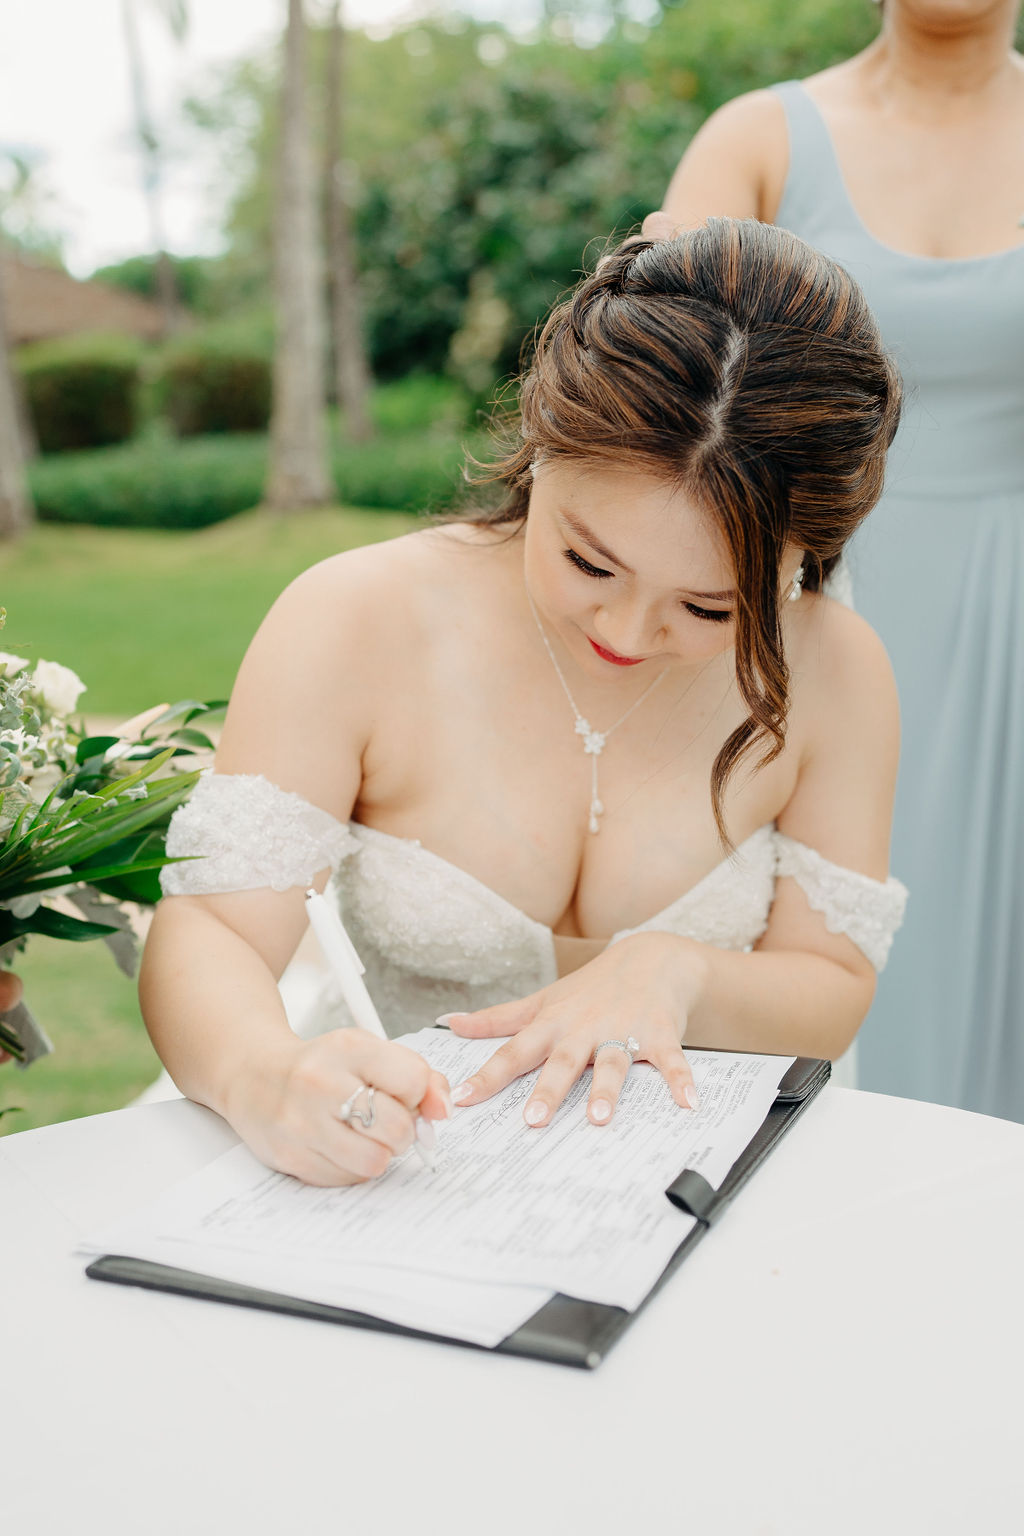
[369,374,473,434]
[27,414,488,529]
[153,322,273,436]
[29,431,267,530]
[16,334,142,453]
[331,431,479,514]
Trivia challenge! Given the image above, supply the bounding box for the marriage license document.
[85,1031,794,1347]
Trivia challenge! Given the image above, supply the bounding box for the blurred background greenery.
[4,1,880,529]
[0,0,885,1131]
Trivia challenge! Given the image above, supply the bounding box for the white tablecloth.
[3,1085,1023,1535]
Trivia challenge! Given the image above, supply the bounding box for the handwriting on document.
[171,1034,792,1312]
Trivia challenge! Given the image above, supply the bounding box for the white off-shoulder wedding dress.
[145,773,907,1094]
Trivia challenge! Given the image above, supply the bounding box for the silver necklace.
[526,588,669,834]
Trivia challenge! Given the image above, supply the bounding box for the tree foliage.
[178,2,880,391]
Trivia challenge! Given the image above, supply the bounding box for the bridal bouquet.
[0,615,221,1065]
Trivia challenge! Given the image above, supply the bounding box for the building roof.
[3,255,167,346]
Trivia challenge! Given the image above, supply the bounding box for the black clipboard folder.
[87,1055,829,1369]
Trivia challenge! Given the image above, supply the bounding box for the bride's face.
[523,460,748,680]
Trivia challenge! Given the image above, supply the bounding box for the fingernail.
[685,1086,700,1110]
[590,1098,611,1123]
[416,1115,437,1150]
[452,1081,473,1105]
[524,1100,548,1126]
[435,1013,466,1027]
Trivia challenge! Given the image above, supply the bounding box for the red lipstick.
[588,638,645,667]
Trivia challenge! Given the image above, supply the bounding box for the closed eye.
[684,602,733,624]
[563,547,613,579]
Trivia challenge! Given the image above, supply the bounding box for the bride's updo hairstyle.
[478,217,902,838]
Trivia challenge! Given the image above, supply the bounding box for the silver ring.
[336,1083,376,1129]
[594,1036,640,1065]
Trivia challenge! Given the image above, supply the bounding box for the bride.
[141,217,907,1186]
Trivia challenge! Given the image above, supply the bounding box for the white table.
[3,1086,1023,1536]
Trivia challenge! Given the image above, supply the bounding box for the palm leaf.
[0,771,200,893]
[9,854,183,898]
[0,905,119,945]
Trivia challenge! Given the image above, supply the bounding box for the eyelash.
[685,603,733,625]
[561,547,734,625]
[563,547,611,579]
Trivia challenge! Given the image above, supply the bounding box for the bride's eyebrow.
[559,510,736,602]
[560,510,632,572]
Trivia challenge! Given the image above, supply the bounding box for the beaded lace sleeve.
[774,832,908,972]
[160,773,357,896]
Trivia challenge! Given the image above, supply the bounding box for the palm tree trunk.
[120,0,179,337]
[0,248,33,540]
[324,1,373,442]
[265,0,332,510]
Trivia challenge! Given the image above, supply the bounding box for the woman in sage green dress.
[660,0,1024,1120]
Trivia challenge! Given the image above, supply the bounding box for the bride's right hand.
[224,1028,451,1187]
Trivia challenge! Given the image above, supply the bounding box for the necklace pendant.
[588,796,604,834]
[575,717,606,755]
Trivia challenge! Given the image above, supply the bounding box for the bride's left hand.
[442,933,707,1127]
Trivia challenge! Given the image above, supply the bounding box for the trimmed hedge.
[27,422,486,530]
[16,334,142,453]
[153,327,273,436]
[28,432,264,530]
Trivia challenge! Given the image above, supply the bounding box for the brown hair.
[472,217,902,840]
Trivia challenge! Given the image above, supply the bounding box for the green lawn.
[1,506,416,1135]
[3,505,417,713]
[0,936,161,1132]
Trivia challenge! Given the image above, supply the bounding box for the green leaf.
[0,753,185,875]
[6,800,33,844]
[109,745,167,763]
[80,830,167,904]
[75,735,121,764]
[141,699,226,737]
[89,867,164,905]
[168,728,215,750]
[0,905,119,943]
[8,854,179,897]
[0,769,199,891]
[144,700,211,730]
[85,747,178,805]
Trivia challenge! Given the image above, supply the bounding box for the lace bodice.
[162,774,907,1036]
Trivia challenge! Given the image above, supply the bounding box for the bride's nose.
[592,597,666,658]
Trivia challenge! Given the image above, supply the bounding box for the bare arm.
[661,90,789,227]
[683,602,900,1057]
[140,552,450,1184]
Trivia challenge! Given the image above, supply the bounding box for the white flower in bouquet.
[31,659,87,717]
[0,653,29,677]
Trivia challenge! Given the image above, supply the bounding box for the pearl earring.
[787,565,805,603]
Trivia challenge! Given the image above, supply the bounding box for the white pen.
[304,888,437,1171]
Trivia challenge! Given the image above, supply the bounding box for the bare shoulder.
[262,521,492,630]
[664,89,788,224]
[214,529,449,791]
[790,594,897,729]
[696,88,788,150]
[234,521,517,699]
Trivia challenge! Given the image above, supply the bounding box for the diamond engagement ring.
[336,1083,377,1130]
[594,1036,640,1065]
